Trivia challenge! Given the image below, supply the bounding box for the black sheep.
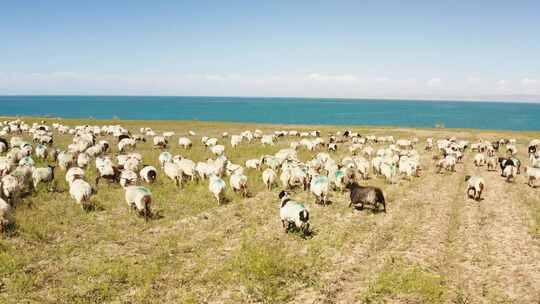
[345,181,386,213]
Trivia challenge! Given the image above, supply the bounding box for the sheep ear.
[278,190,287,199]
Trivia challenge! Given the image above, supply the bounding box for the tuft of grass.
[224,236,322,303]
[362,261,446,304]
[530,206,540,238]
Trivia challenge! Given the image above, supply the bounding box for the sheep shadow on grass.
[288,226,317,240]
[352,204,386,214]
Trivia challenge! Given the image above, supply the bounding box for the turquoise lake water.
[1,95,539,131]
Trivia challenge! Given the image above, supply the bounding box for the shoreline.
[3,115,540,135]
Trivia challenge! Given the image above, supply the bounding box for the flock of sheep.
[1,119,540,236]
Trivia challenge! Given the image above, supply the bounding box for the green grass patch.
[362,261,446,303]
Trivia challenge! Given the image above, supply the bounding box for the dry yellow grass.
[1,117,540,303]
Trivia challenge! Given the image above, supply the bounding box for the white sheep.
[464,175,485,200]
[77,153,91,168]
[211,144,225,156]
[473,153,486,167]
[163,162,183,187]
[177,158,198,182]
[245,159,261,170]
[66,167,85,185]
[125,186,152,219]
[1,175,21,205]
[120,170,138,188]
[503,164,518,182]
[261,135,275,146]
[0,197,13,232]
[262,168,277,190]
[35,144,48,159]
[57,152,75,170]
[230,135,242,148]
[178,137,193,149]
[278,191,310,234]
[32,165,55,189]
[380,162,397,183]
[209,175,226,205]
[310,175,329,204]
[158,151,173,168]
[524,166,540,187]
[436,155,457,173]
[118,138,136,152]
[229,173,248,197]
[195,162,212,180]
[153,136,168,148]
[69,178,93,209]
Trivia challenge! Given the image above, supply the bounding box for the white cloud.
[522,78,538,86]
[427,78,441,86]
[307,73,358,83]
[1,71,539,99]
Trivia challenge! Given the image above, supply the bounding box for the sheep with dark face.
[345,181,386,213]
[498,157,521,175]
[139,165,157,183]
[278,191,310,234]
[464,175,485,201]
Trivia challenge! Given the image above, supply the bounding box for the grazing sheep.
[66,167,86,185]
[95,158,121,185]
[245,159,261,170]
[118,138,136,152]
[280,167,308,190]
[0,197,13,232]
[57,152,75,170]
[139,165,157,183]
[153,136,168,148]
[229,173,248,197]
[124,186,152,219]
[278,191,310,234]
[178,137,193,149]
[1,175,21,205]
[524,166,540,188]
[177,158,198,183]
[159,151,173,168]
[464,175,485,201]
[120,170,138,188]
[69,177,93,209]
[345,181,386,212]
[310,175,329,205]
[262,168,277,190]
[32,165,55,189]
[77,153,91,168]
[211,144,225,156]
[230,135,242,148]
[499,157,521,175]
[35,144,48,159]
[380,162,397,183]
[261,135,275,146]
[503,164,518,182]
[164,162,183,187]
[473,153,486,167]
[209,175,226,205]
[486,156,497,171]
[436,155,457,173]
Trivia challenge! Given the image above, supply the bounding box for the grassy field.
[1,117,540,304]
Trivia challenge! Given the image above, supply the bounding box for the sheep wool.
[0,197,13,232]
[125,186,152,217]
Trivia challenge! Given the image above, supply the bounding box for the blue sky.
[0,0,539,99]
